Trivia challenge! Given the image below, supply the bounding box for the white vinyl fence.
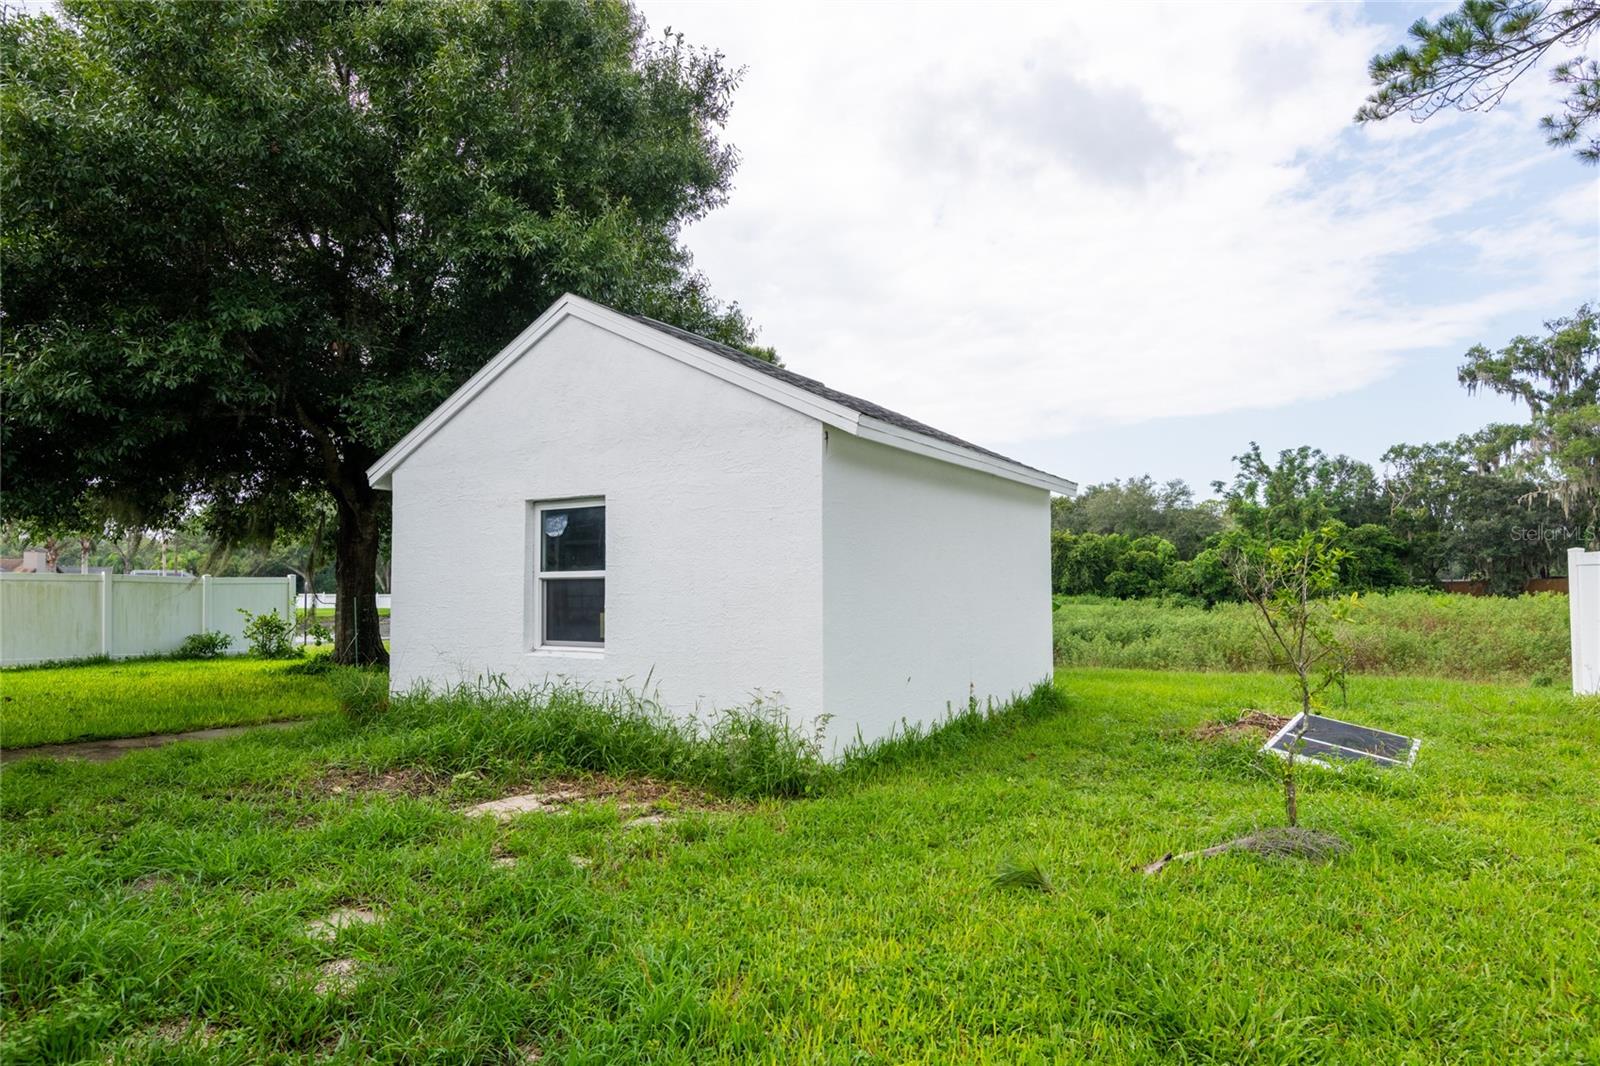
[299,592,391,611]
[1571,548,1599,696]
[0,573,296,667]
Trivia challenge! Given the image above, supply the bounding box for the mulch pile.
[1191,709,1291,743]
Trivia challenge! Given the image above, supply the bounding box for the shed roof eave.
[364,293,1078,497]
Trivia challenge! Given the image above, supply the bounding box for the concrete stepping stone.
[462,790,583,820]
[305,906,380,942]
[623,813,675,830]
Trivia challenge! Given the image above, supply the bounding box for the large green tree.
[1459,305,1600,548]
[1357,0,1600,162]
[1215,444,1387,541]
[1383,432,1571,590]
[2,0,761,663]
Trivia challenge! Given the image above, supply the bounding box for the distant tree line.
[1054,305,1598,603]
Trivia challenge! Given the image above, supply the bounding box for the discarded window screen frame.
[1262,711,1420,770]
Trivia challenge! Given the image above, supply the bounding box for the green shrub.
[237,608,301,659]
[173,631,231,660]
[1052,591,1570,682]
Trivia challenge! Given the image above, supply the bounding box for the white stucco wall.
[389,316,827,723]
[820,431,1053,754]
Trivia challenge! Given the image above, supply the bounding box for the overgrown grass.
[0,657,341,748]
[3,668,1597,1062]
[1054,590,1571,681]
[374,680,834,800]
[328,677,1063,800]
[297,607,389,621]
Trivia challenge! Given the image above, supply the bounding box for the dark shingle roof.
[628,314,1053,477]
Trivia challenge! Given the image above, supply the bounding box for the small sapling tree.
[1224,525,1354,826]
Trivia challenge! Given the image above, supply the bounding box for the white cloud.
[641,1,1599,450]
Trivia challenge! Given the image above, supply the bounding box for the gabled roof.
[367,294,1077,495]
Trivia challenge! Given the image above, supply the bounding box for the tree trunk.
[1284,755,1299,828]
[331,485,389,667]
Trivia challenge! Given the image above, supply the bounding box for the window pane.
[544,578,604,643]
[541,505,604,572]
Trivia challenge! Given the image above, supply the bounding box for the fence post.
[100,572,113,658]
[201,574,212,633]
[286,574,297,624]
[1571,547,1596,696]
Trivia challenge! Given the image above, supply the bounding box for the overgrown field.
[0,657,340,748]
[3,668,1597,1063]
[1054,590,1570,682]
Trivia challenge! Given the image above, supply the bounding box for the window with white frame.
[533,500,605,647]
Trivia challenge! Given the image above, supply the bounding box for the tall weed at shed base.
[376,681,829,798]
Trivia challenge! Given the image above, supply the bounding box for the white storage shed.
[368,294,1076,753]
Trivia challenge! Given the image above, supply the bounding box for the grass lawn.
[297,608,390,621]
[0,657,339,749]
[3,668,1598,1063]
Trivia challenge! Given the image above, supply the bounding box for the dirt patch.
[106,1018,224,1058]
[150,1018,221,1044]
[311,766,446,798]
[538,774,726,809]
[1192,709,1291,743]
[1140,826,1349,875]
[1233,826,1349,860]
[623,813,676,830]
[1,720,305,765]
[314,957,362,996]
[305,906,381,942]
[461,775,733,821]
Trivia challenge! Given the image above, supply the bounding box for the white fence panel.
[0,574,104,664]
[299,593,390,611]
[0,573,295,666]
[111,576,202,656]
[208,577,298,648]
[1571,548,1599,696]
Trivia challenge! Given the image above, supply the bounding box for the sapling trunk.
[1285,755,1299,828]
[1285,711,1307,828]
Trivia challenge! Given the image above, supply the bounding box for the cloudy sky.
[638,0,1598,494]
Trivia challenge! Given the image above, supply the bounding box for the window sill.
[529,646,606,660]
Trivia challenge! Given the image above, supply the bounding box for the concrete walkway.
[1,719,306,765]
